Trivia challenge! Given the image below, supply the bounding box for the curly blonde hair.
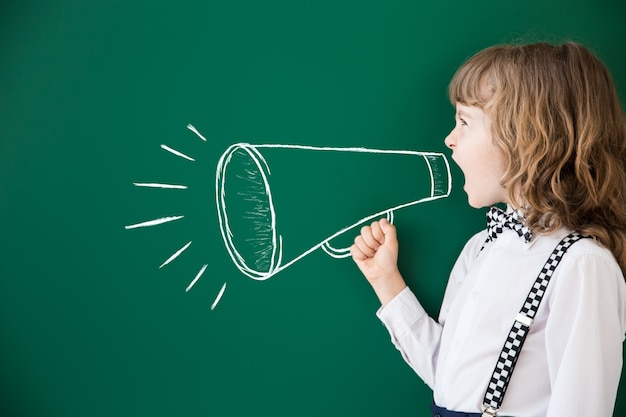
[449,42,626,277]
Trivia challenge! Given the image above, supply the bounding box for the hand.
[351,218,406,305]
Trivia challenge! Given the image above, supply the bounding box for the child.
[351,42,626,417]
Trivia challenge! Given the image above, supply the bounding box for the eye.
[457,117,467,126]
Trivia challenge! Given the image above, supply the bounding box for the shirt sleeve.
[375,232,487,389]
[544,251,626,417]
[376,286,442,388]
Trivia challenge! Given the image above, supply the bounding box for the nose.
[444,128,456,149]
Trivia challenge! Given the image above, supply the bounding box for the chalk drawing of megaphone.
[216,143,451,280]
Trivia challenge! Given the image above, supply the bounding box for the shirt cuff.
[376,286,428,338]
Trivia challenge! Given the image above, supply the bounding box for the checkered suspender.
[481,232,587,417]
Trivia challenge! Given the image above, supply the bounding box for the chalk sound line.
[160,241,193,269]
[186,264,208,292]
[211,283,227,310]
[187,124,207,142]
[134,182,188,189]
[161,144,195,161]
[125,215,184,229]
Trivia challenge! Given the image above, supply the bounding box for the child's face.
[444,103,509,208]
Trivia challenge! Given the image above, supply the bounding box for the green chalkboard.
[2,1,625,416]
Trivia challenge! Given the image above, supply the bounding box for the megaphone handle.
[320,211,394,259]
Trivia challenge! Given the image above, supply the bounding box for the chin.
[467,200,486,209]
[466,194,493,209]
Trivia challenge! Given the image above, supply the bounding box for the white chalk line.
[160,241,192,269]
[134,182,188,189]
[186,264,208,292]
[124,215,184,229]
[216,144,279,280]
[255,143,444,157]
[186,124,207,142]
[320,211,395,258]
[211,283,227,310]
[161,144,195,161]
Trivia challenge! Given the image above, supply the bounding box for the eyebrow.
[456,110,472,118]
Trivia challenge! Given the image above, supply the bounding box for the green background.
[2,1,625,416]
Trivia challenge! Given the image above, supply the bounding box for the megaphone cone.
[216,143,451,280]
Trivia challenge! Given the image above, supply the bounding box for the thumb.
[379,218,397,241]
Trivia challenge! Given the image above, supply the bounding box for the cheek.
[458,149,499,182]
[488,148,508,179]
[454,144,479,171]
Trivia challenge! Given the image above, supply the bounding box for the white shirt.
[377,226,626,417]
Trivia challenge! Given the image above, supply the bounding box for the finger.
[350,243,367,261]
[379,218,397,240]
[379,218,399,253]
[353,235,376,258]
[370,220,385,245]
[360,224,381,250]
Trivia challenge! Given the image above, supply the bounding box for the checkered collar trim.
[485,206,533,244]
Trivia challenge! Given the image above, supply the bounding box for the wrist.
[369,270,406,307]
